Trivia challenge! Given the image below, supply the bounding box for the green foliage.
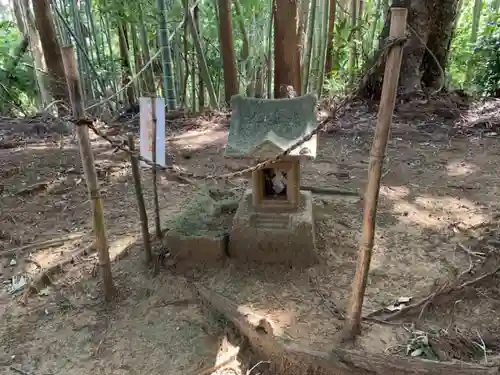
[0,20,37,115]
[323,12,378,96]
[448,0,500,95]
[470,13,500,96]
[2,0,499,115]
[448,0,476,88]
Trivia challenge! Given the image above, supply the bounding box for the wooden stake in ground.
[342,7,407,340]
[151,97,162,238]
[127,134,153,264]
[61,46,115,301]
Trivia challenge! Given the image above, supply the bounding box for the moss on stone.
[168,186,241,238]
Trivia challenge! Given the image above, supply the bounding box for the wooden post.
[151,97,162,238]
[341,7,407,340]
[61,46,115,301]
[127,134,153,264]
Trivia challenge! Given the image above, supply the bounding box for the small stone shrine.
[225,94,318,267]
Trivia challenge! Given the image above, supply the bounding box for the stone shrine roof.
[225,94,318,160]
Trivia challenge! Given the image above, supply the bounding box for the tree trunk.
[358,0,459,99]
[156,0,178,110]
[117,21,135,108]
[398,0,431,95]
[302,0,317,93]
[324,0,337,76]
[130,24,143,96]
[138,2,156,96]
[12,0,25,32]
[347,0,358,85]
[218,0,238,105]
[274,0,301,98]
[465,0,483,81]
[194,4,205,109]
[421,0,461,90]
[31,0,68,112]
[297,0,309,59]
[18,0,52,108]
[254,64,264,97]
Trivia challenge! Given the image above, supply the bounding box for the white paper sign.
[140,97,166,168]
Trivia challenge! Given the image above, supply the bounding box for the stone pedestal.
[228,189,317,267]
[165,232,226,264]
[162,187,237,267]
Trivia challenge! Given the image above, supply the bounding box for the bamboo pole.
[127,134,153,264]
[151,97,162,238]
[61,46,115,301]
[341,6,407,340]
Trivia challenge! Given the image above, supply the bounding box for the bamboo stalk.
[151,97,162,238]
[341,6,407,340]
[127,134,152,264]
[61,46,115,302]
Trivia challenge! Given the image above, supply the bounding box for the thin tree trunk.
[266,0,274,98]
[234,0,249,60]
[118,21,135,107]
[218,0,238,105]
[31,0,69,113]
[138,2,156,95]
[12,0,25,31]
[369,0,383,52]
[357,0,364,58]
[324,0,337,77]
[302,0,317,92]
[85,0,102,68]
[234,0,251,95]
[254,64,264,97]
[173,33,184,104]
[465,0,483,81]
[183,0,190,105]
[131,24,143,96]
[298,0,310,54]
[156,0,178,110]
[187,2,218,108]
[127,135,152,264]
[316,0,330,96]
[347,0,358,86]
[61,47,115,302]
[102,15,117,94]
[191,43,197,111]
[70,0,91,100]
[18,0,52,108]
[194,4,205,109]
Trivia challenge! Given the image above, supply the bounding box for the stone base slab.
[228,189,317,267]
[164,232,227,265]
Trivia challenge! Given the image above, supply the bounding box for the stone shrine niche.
[252,159,300,209]
[225,94,319,267]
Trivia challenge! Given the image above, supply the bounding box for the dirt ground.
[1,96,500,375]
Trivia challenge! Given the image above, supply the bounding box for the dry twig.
[367,262,500,322]
[0,233,84,257]
[9,366,34,375]
[21,242,96,304]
